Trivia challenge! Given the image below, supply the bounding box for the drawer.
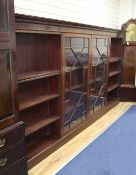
[1,158,28,175]
[0,140,25,172]
[0,122,24,151]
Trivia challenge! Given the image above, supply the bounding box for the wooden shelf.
[108,84,120,92]
[109,57,121,63]
[71,84,83,91]
[83,65,88,69]
[92,62,104,67]
[18,70,60,83]
[65,84,82,92]
[19,93,60,111]
[93,77,104,82]
[65,46,88,49]
[109,71,121,77]
[27,136,58,161]
[121,84,136,88]
[25,115,60,136]
[65,66,82,72]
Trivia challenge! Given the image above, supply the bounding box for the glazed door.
[63,34,90,130]
[89,36,109,113]
[0,0,17,129]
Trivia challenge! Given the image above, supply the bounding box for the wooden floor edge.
[28,100,119,169]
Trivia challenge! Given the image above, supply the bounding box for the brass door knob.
[0,157,7,167]
[0,138,6,148]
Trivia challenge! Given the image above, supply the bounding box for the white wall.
[119,0,136,28]
[14,0,120,29]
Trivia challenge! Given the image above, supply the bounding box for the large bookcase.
[0,6,124,173]
[14,15,123,168]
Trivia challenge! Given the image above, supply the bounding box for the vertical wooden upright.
[0,0,18,129]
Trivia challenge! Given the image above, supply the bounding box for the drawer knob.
[0,138,6,148]
[0,157,7,167]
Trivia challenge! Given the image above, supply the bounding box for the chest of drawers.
[0,122,27,175]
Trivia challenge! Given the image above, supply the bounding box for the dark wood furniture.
[120,19,136,101]
[0,1,27,175]
[0,1,124,173]
[15,14,124,168]
[108,37,123,101]
[16,32,61,164]
[0,122,27,175]
[0,0,18,130]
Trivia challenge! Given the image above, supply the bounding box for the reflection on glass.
[126,23,136,41]
[0,0,8,32]
[0,51,13,120]
[90,38,108,113]
[64,37,88,129]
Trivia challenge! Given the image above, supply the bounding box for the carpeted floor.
[55,105,136,175]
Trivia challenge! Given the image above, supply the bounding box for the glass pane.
[93,38,108,58]
[90,38,108,113]
[0,50,13,120]
[65,37,71,48]
[71,38,84,48]
[64,37,88,130]
[65,49,77,66]
[0,0,8,32]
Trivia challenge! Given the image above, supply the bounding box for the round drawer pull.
[0,138,6,148]
[0,157,7,167]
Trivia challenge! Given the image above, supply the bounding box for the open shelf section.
[18,70,60,83]
[25,115,60,136]
[108,84,120,92]
[19,93,60,111]
[108,37,122,101]
[109,70,121,77]
[109,57,121,63]
[27,136,58,161]
[16,32,61,168]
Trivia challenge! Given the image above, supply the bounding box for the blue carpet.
[55,105,136,175]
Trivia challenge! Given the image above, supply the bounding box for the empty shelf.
[109,71,121,77]
[18,70,60,83]
[108,84,120,92]
[25,115,60,136]
[27,136,58,161]
[109,57,121,63]
[19,93,60,111]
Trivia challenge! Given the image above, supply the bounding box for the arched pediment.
[122,19,136,42]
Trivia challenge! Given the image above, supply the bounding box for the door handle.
[0,157,7,167]
[0,138,6,148]
[88,80,93,85]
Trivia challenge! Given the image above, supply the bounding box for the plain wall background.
[14,0,136,29]
[119,0,136,28]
